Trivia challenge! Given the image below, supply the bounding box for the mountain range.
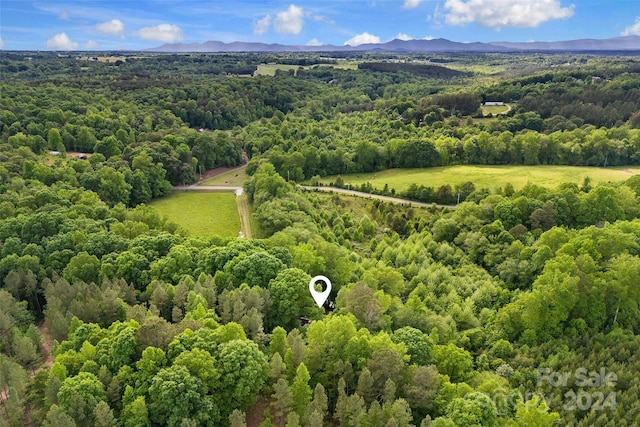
[148,35,640,53]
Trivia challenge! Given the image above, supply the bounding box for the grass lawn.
[317,165,640,193]
[150,192,240,238]
[199,165,249,186]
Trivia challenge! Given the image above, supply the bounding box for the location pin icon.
[309,275,332,308]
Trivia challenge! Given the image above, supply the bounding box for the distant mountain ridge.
[148,35,640,53]
[491,35,640,51]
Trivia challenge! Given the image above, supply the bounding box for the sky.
[0,0,639,50]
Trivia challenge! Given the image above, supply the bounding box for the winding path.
[298,186,458,209]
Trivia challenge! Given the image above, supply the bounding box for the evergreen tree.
[229,409,247,427]
[357,367,376,404]
[271,378,292,423]
[290,362,312,417]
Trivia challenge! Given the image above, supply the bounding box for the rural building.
[483,101,504,106]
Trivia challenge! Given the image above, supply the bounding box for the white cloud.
[137,24,184,42]
[444,0,574,29]
[622,17,640,36]
[0,37,4,49]
[86,40,99,49]
[308,13,334,24]
[344,32,381,46]
[306,38,324,46]
[58,11,70,20]
[395,33,413,41]
[274,4,304,35]
[253,14,272,35]
[404,0,425,9]
[96,19,125,37]
[423,35,436,40]
[46,33,78,50]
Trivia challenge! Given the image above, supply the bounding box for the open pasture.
[199,165,249,186]
[481,104,511,115]
[150,192,241,238]
[255,62,358,76]
[318,165,640,192]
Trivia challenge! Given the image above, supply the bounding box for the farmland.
[255,61,358,76]
[317,165,640,193]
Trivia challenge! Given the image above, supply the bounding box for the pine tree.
[271,378,292,424]
[388,399,413,426]
[229,409,247,427]
[93,401,118,427]
[286,412,300,427]
[334,378,348,424]
[307,382,328,421]
[306,409,324,427]
[42,405,76,427]
[357,367,376,404]
[269,352,286,384]
[383,379,396,406]
[284,349,297,380]
[290,363,312,416]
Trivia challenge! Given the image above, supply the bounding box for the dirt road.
[236,193,252,238]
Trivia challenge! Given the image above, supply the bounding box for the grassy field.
[78,55,127,63]
[150,192,241,238]
[317,165,640,193]
[199,165,249,186]
[481,104,510,115]
[255,62,358,76]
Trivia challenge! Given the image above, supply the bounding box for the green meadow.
[199,165,249,186]
[150,192,241,238]
[318,165,640,193]
[255,62,358,76]
[481,104,511,115]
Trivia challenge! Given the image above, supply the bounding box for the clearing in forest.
[199,165,250,186]
[255,62,358,76]
[481,103,511,115]
[150,192,241,238]
[318,165,640,193]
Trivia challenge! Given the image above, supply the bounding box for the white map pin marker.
[309,275,331,308]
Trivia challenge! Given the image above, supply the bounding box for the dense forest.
[1,50,640,426]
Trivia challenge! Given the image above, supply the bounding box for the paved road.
[299,186,457,209]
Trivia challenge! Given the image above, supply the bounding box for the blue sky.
[1,0,639,50]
